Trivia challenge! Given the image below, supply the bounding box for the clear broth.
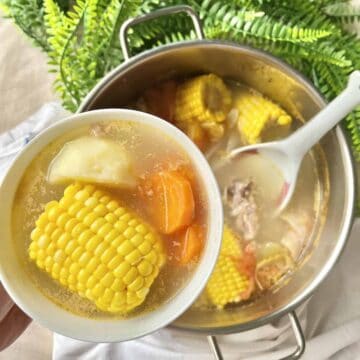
[135,79,329,310]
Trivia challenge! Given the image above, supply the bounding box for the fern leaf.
[323,2,360,23]
[266,6,339,33]
[200,1,333,44]
[313,62,360,158]
[2,0,49,50]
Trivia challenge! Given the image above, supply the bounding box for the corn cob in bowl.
[29,182,166,314]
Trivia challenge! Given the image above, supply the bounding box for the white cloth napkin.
[1,103,359,360]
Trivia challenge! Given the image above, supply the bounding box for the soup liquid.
[12,121,208,318]
[191,83,329,309]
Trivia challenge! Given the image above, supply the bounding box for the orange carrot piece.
[178,224,205,265]
[144,81,177,123]
[141,170,195,234]
[167,224,205,265]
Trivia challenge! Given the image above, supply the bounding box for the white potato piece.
[47,136,136,187]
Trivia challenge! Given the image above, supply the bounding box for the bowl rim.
[0,108,223,342]
[78,40,356,334]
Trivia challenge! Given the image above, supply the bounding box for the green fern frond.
[44,0,87,108]
[312,62,360,158]
[128,0,197,51]
[199,0,332,44]
[44,0,68,59]
[42,0,141,110]
[276,41,351,67]
[341,33,360,69]
[2,0,49,50]
[323,2,360,23]
[266,6,339,33]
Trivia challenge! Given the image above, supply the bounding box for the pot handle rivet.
[207,311,305,360]
[119,5,204,61]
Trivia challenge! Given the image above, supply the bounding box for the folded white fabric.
[0,102,70,182]
[1,102,359,360]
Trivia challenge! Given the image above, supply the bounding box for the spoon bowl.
[229,70,360,212]
[229,141,300,213]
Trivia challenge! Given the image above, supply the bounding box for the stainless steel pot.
[78,6,356,359]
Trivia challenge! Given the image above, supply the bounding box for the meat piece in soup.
[224,179,259,241]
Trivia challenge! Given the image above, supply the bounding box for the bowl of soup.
[0,109,223,342]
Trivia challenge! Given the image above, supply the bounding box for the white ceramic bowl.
[0,109,223,342]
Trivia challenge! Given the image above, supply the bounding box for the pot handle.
[119,5,204,61]
[207,311,305,360]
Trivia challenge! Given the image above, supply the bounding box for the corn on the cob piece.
[29,182,166,314]
[235,88,292,144]
[206,225,253,309]
[174,74,232,141]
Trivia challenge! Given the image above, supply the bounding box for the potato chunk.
[48,136,135,187]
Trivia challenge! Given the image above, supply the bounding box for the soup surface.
[12,121,208,318]
[133,74,329,310]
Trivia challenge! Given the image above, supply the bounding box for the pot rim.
[78,39,356,334]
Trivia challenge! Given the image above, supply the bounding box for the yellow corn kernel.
[111,278,126,292]
[38,234,50,249]
[87,257,99,273]
[112,292,126,307]
[174,74,232,141]
[125,249,142,265]
[108,255,122,270]
[117,240,134,257]
[127,291,140,305]
[234,87,292,144]
[137,260,153,277]
[206,225,253,309]
[104,229,119,243]
[54,249,66,264]
[78,252,91,267]
[84,196,98,208]
[29,182,165,314]
[44,222,56,234]
[86,276,98,289]
[128,277,144,292]
[57,233,71,248]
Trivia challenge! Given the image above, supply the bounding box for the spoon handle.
[283,71,360,159]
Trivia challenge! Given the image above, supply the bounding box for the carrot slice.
[141,170,195,234]
[178,224,205,265]
[144,81,177,122]
[168,224,205,265]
